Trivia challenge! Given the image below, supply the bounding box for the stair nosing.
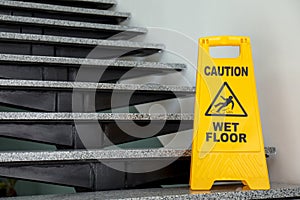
[0,32,165,50]
[0,147,275,163]
[3,183,294,200]
[0,54,185,70]
[70,0,117,4]
[10,183,296,200]
[0,79,195,92]
[0,149,190,163]
[0,14,147,34]
[0,0,129,18]
[0,112,194,121]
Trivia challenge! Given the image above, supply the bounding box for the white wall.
[116,0,300,184]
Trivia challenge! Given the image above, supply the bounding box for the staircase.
[0,0,293,199]
[0,0,194,194]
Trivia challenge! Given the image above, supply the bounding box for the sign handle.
[200,36,252,62]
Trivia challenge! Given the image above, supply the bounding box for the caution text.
[204,66,248,77]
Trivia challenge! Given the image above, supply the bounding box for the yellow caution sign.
[190,36,270,190]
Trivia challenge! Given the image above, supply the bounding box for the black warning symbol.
[205,82,247,117]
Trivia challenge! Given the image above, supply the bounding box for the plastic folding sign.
[190,36,270,190]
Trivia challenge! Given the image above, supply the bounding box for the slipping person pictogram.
[214,96,234,113]
[205,82,247,117]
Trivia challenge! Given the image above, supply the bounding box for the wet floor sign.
[190,36,270,190]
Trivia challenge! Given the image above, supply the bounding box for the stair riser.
[0,7,125,24]
[0,23,141,40]
[0,123,73,147]
[102,121,192,145]
[0,159,190,190]
[0,41,159,58]
[0,64,172,82]
[0,120,192,148]
[18,0,115,10]
[0,90,188,112]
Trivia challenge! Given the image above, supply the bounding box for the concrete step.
[0,54,185,82]
[0,32,164,58]
[0,148,275,191]
[0,148,276,163]
[0,0,128,24]
[0,79,194,112]
[0,149,191,190]
[18,0,117,10]
[0,112,194,148]
[5,183,299,200]
[0,14,147,39]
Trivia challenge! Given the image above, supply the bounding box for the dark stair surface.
[0,54,185,82]
[0,79,194,112]
[0,32,164,58]
[4,183,299,200]
[0,0,197,194]
[0,14,147,39]
[0,0,128,24]
[18,0,117,9]
[0,112,194,148]
[0,148,275,191]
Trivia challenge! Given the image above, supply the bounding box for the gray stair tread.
[0,112,194,121]
[0,149,190,163]
[0,80,194,112]
[0,147,275,163]
[2,183,297,200]
[0,14,146,35]
[0,32,164,49]
[68,0,116,4]
[0,54,185,70]
[5,183,298,200]
[0,79,195,92]
[18,0,116,10]
[0,0,129,19]
[25,0,117,5]
[0,54,186,82]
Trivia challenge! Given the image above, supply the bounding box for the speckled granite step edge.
[0,15,146,33]
[32,0,117,5]
[0,147,275,163]
[0,112,194,121]
[71,0,116,4]
[0,0,129,18]
[1,183,295,200]
[4,183,297,200]
[0,54,185,70]
[0,79,195,92]
[0,32,165,49]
